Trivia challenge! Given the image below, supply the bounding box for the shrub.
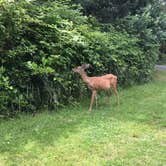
[0,0,160,117]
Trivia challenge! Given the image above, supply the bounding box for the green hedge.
[0,1,159,116]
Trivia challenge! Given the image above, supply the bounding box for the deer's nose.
[72,68,76,72]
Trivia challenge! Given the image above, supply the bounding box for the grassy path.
[0,70,166,166]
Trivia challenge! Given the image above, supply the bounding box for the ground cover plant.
[0,70,165,166]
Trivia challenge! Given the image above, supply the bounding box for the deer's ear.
[81,64,90,69]
[81,64,86,69]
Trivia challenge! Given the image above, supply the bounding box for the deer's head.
[72,64,91,73]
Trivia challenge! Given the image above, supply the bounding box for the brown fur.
[73,64,119,112]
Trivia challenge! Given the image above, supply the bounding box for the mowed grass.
[0,70,166,166]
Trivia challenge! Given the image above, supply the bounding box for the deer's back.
[88,74,117,90]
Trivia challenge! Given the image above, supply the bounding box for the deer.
[72,64,119,112]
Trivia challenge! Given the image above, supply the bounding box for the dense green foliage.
[0,0,165,116]
[72,0,153,22]
[74,0,166,63]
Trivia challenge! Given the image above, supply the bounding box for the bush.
[0,0,160,117]
[115,1,166,66]
[82,26,157,85]
[72,0,153,23]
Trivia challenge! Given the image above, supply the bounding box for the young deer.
[73,64,119,112]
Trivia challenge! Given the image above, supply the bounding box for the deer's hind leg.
[105,89,112,105]
[112,86,119,105]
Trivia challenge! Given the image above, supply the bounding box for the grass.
[0,70,166,166]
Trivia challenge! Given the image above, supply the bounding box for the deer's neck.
[80,71,90,84]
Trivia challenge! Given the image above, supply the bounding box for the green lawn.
[0,70,166,166]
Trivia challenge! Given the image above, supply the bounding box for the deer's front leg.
[89,90,97,112]
[95,94,98,109]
